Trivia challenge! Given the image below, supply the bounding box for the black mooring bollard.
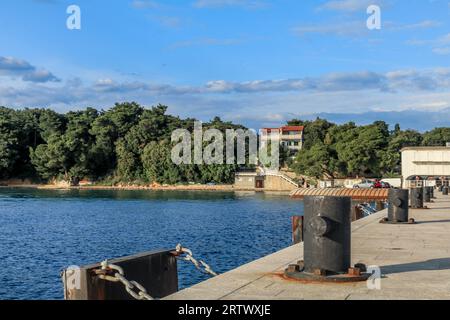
[410,188,424,208]
[387,189,410,223]
[303,196,351,274]
[285,196,370,282]
[443,186,449,196]
[423,187,431,203]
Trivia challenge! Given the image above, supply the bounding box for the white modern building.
[401,145,450,187]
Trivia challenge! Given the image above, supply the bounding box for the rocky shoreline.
[0,182,295,194]
[0,179,296,193]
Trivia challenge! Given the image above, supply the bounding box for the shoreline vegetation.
[0,183,291,195]
[1,103,450,188]
[0,179,294,193]
[1,184,234,192]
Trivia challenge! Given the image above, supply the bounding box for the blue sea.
[0,188,303,300]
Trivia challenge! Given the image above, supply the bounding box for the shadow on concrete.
[382,258,450,275]
[414,219,450,224]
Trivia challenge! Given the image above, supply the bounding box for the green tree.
[141,141,182,184]
[422,128,450,146]
[0,107,19,179]
[30,135,70,180]
[302,118,335,149]
[30,108,98,184]
[379,129,423,175]
[90,113,118,177]
[333,122,389,177]
[292,142,338,179]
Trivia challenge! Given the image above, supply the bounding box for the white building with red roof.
[260,126,304,155]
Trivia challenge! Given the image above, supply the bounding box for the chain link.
[96,244,217,300]
[175,244,218,277]
[97,260,154,300]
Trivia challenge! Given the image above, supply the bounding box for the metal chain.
[175,244,218,277]
[97,260,154,300]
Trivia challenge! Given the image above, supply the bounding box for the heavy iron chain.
[175,244,218,277]
[97,260,154,300]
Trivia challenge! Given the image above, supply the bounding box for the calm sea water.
[0,188,303,300]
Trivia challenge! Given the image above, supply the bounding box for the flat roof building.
[401,146,450,187]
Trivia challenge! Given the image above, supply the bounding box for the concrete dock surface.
[165,194,450,300]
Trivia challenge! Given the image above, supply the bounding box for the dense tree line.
[289,118,450,180]
[1,104,449,185]
[0,103,244,185]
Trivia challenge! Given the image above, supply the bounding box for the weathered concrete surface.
[165,194,450,300]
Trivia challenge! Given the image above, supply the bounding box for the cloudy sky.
[1,0,450,130]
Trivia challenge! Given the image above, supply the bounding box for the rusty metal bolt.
[348,267,361,276]
[313,268,327,276]
[408,218,416,224]
[287,264,300,273]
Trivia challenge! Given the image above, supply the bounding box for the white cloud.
[131,0,160,9]
[293,19,440,38]
[192,0,268,9]
[2,70,450,131]
[292,21,367,37]
[387,20,441,31]
[2,68,450,106]
[406,33,450,55]
[433,47,450,55]
[318,0,381,12]
[0,56,60,83]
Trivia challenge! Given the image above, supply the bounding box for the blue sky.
[1,0,450,130]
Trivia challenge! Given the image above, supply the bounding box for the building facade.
[401,146,450,187]
[260,126,304,155]
[234,171,299,191]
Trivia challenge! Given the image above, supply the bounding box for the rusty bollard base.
[379,217,416,225]
[284,262,371,283]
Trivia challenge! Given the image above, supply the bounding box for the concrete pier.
[165,193,450,300]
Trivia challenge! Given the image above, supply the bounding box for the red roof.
[281,126,304,132]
